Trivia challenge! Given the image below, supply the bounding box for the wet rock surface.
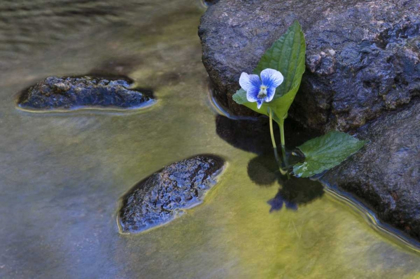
[199,0,420,132]
[18,76,154,111]
[322,101,420,240]
[119,155,224,233]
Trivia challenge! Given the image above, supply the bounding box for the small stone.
[119,155,225,233]
[17,76,155,111]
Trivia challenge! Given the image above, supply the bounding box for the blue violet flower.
[239,68,284,109]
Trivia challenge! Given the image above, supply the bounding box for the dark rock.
[322,101,420,240]
[18,76,155,111]
[199,0,420,132]
[119,155,224,233]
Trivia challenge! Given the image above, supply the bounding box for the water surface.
[1,1,420,278]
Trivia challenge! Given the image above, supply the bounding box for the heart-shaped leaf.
[293,131,366,178]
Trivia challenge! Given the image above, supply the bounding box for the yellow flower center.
[257,85,267,99]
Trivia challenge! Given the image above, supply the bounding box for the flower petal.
[260,68,284,89]
[246,85,259,102]
[264,87,276,103]
[239,72,261,92]
[256,99,264,109]
[239,72,261,103]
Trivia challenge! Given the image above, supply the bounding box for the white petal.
[264,87,276,103]
[260,68,284,88]
[239,72,260,92]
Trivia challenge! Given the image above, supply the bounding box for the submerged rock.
[199,0,420,132]
[119,155,224,233]
[322,101,420,240]
[18,76,154,111]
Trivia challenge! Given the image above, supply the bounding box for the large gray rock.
[322,101,420,240]
[199,0,420,132]
[119,155,224,233]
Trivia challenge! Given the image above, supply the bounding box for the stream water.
[1,1,420,278]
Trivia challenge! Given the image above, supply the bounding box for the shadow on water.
[216,114,324,211]
[247,153,280,186]
[267,176,325,212]
[215,114,274,154]
[215,114,321,154]
[247,152,324,212]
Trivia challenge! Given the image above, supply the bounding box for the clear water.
[1,1,420,278]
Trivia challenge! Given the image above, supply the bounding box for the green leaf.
[254,21,306,100]
[232,89,248,104]
[232,21,306,123]
[293,131,366,178]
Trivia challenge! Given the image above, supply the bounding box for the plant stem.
[279,118,288,168]
[268,108,280,165]
[278,116,290,178]
[269,109,287,176]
